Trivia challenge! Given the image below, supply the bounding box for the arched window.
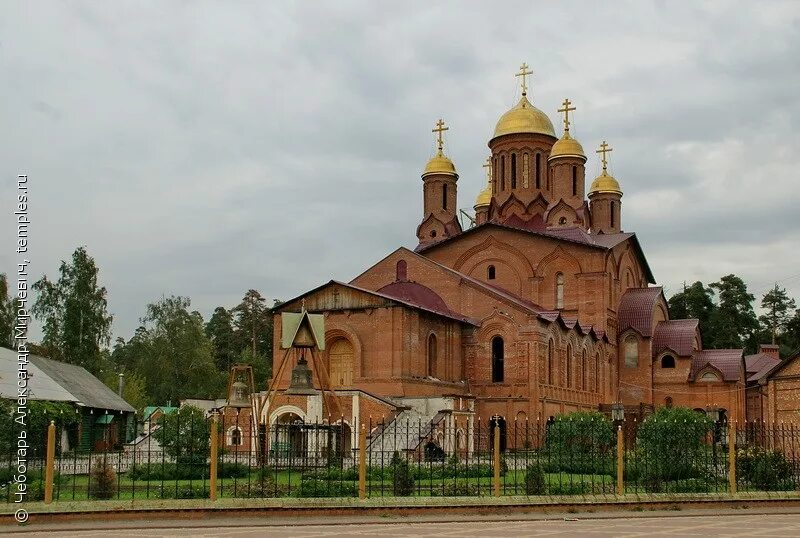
[661,355,675,368]
[442,184,448,210]
[535,153,541,189]
[624,335,638,368]
[547,339,555,385]
[493,157,498,194]
[566,345,573,388]
[572,166,577,196]
[396,259,407,281]
[227,426,243,446]
[582,350,587,390]
[427,334,438,378]
[491,336,504,383]
[610,201,616,228]
[595,353,601,392]
[558,216,567,225]
[487,265,496,280]
[699,371,720,382]
[500,155,506,191]
[430,230,437,238]
[555,273,565,309]
[511,154,517,189]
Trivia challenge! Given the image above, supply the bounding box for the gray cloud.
[1,1,799,340]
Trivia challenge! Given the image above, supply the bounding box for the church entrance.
[328,338,354,387]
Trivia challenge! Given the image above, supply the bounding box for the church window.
[396,259,407,281]
[501,155,506,190]
[559,217,567,225]
[430,230,437,238]
[661,355,675,368]
[511,154,517,189]
[566,345,573,388]
[535,153,541,189]
[228,426,242,446]
[699,371,720,382]
[487,265,496,280]
[555,273,564,309]
[491,336,504,383]
[610,201,616,228]
[442,184,448,210]
[572,166,577,196]
[493,157,498,193]
[547,339,555,385]
[624,335,638,368]
[427,334,438,378]
[595,353,601,392]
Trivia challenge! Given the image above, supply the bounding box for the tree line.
[0,247,278,414]
[2,247,800,413]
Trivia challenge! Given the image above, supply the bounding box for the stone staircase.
[366,402,448,456]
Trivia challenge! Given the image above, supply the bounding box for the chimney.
[118,372,125,396]
[759,344,780,359]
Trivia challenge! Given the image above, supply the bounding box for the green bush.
[737,447,793,490]
[524,463,546,495]
[0,467,13,485]
[390,452,415,496]
[216,462,251,479]
[544,412,614,475]
[296,479,357,498]
[128,462,208,481]
[636,407,712,482]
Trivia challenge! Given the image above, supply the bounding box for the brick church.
[265,66,795,453]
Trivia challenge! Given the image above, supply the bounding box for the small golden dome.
[492,95,556,139]
[422,151,457,177]
[588,170,622,196]
[549,132,586,161]
[474,185,492,208]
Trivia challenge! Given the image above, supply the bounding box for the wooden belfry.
[263,301,342,419]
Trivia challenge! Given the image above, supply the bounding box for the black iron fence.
[3,410,800,502]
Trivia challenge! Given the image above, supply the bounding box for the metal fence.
[3,412,800,502]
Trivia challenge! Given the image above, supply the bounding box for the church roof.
[617,287,666,338]
[416,221,655,283]
[652,319,699,358]
[690,349,743,382]
[276,280,478,326]
[744,352,782,382]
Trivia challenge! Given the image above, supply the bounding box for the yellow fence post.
[209,412,218,501]
[493,423,501,497]
[44,420,55,504]
[358,424,367,500]
[728,420,737,495]
[616,425,624,496]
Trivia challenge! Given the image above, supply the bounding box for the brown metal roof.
[652,319,699,358]
[617,287,665,337]
[690,349,743,382]
[744,352,781,382]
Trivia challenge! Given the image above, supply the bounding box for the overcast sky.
[2,1,799,341]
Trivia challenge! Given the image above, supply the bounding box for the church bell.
[285,354,317,395]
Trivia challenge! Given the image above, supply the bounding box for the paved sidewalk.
[4,508,800,537]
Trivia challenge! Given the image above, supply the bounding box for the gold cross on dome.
[432,118,448,153]
[516,62,533,96]
[558,98,576,133]
[482,157,492,183]
[596,141,613,172]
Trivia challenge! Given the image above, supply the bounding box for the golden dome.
[422,151,457,177]
[549,132,586,161]
[492,95,556,139]
[474,184,492,208]
[588,170,622,196]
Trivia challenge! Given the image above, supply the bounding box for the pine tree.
[759,285,797,345]
[709,274,759,352]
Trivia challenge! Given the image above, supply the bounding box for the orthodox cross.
[557,98,576,133]
[482,157,492,183]
[432,118,448,153]
[596,141,612,172]
[516,62,533,96]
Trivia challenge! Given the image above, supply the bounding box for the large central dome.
[493,95,556,139]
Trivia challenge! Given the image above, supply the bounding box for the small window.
[442,184,448,210]
[661,355,675,368]
[427,334,438,378]
[430,230,437,238]
[396,259,407,281]
[511,154,517,189]
[547,340,555,385]
[610,201,616,228]
[558,216,567,225]
[493,157,498,193]
[699,371,719,382]
[487,265,496,280]
[566,345,573,388]
[624,335,638,368]
[535,153,541,189]
[582,350,587,391]
[572,166,577,196]
[501,155,506,190]
[555,273,564,309]
[491,336,504,383]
